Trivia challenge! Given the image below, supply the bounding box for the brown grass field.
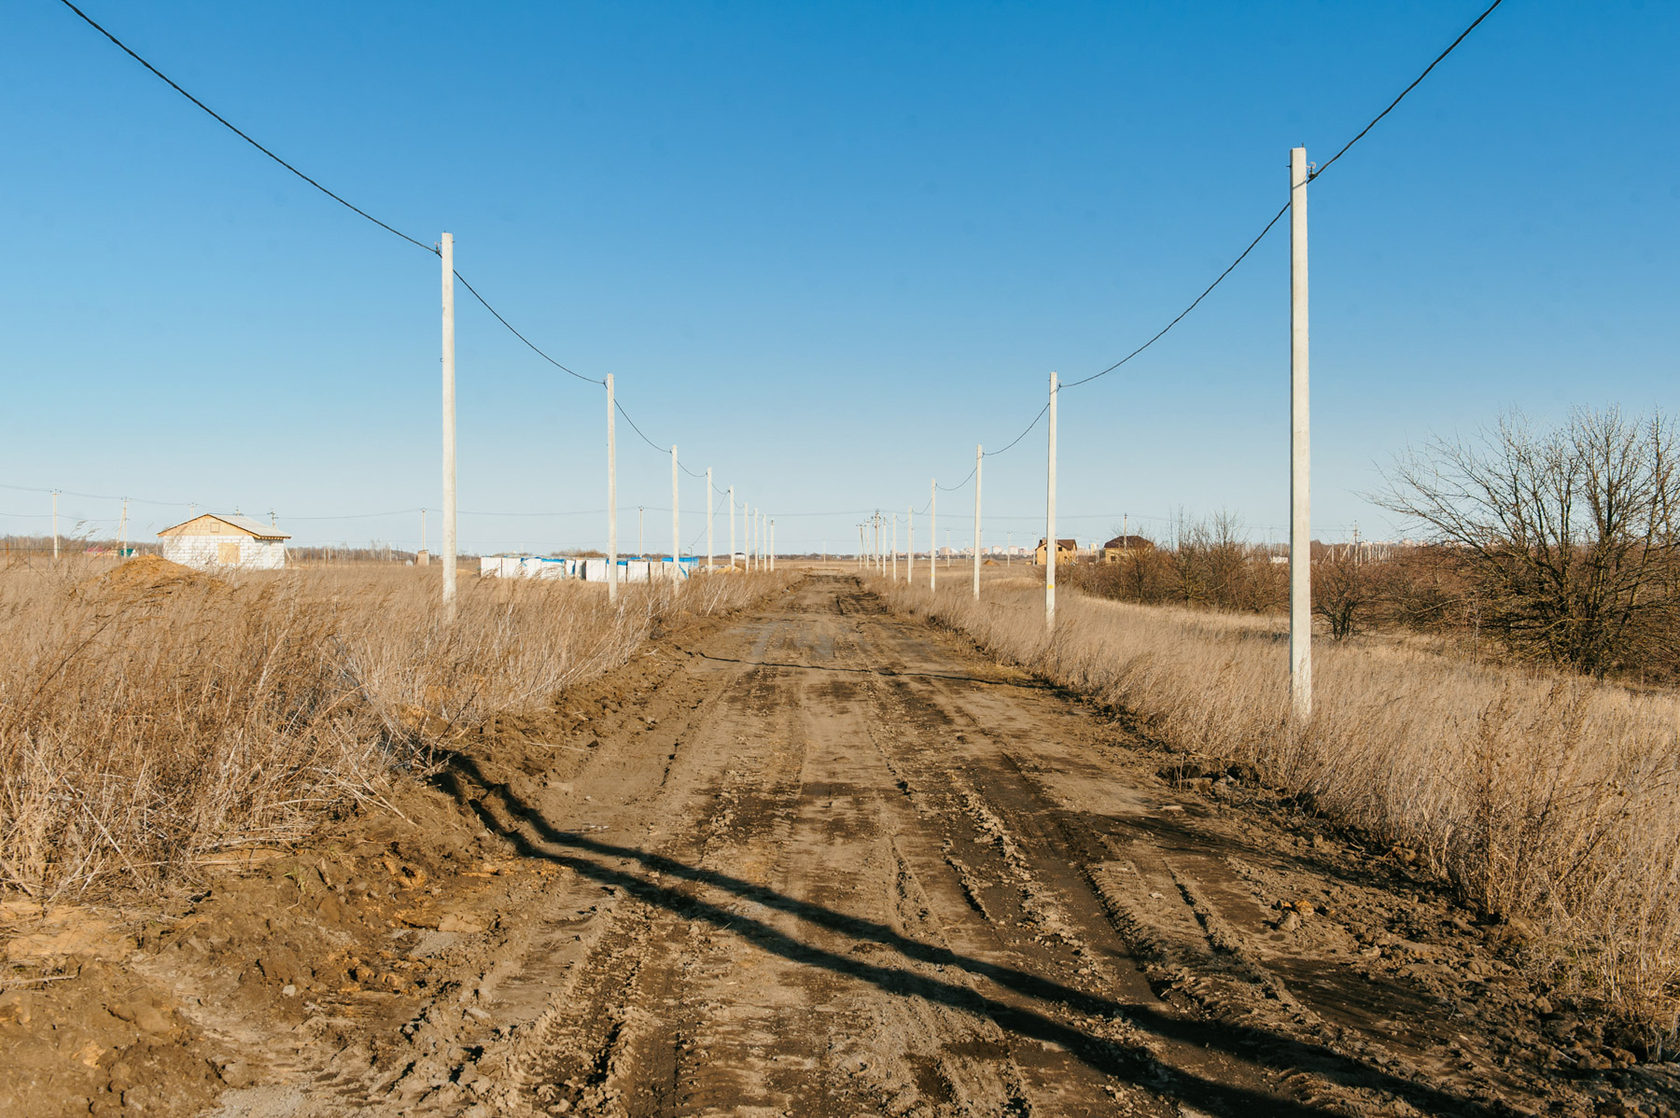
[0,555,783,903]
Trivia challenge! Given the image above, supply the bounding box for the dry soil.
[3,574,1676,1116]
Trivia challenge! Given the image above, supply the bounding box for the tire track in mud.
[379,576,1631,1117]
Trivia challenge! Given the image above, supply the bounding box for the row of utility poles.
[438,238,775,622]
[437,146,1310,719]
[856,146,1314,720]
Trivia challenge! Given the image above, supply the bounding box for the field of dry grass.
[0,556,785,902]
[879,574,1680,1040]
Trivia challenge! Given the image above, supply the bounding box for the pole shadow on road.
[436,753,1500,1118]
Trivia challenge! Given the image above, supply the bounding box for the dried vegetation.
[0,555,783,901]
[881,576,1680,1041]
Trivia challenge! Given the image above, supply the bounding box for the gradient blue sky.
[6,1,1676,553]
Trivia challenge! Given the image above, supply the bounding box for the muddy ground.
[2,574,1677,1116]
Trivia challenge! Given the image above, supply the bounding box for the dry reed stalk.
[879,578,1680,1040]
[0,556,785,901]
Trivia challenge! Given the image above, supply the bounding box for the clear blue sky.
[6,1,1676,553]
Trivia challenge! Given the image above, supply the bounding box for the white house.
[157,513,290,571]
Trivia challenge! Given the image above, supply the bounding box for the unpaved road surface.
[5,574,1675,1116]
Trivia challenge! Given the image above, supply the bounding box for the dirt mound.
[89,555,223,601]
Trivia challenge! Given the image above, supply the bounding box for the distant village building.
[157,513,290,570]
[1034,538,1079,566]
[1100,535,1155,563]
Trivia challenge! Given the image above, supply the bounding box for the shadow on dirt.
[435,752,1503,1118]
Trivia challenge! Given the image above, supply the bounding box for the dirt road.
[299,573,1661,1116]
[12,574,1669,1116]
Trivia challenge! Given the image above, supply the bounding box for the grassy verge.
[0,556,787,901]
[878,577,1680,1041]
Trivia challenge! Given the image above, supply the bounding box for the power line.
[1309,0,1505,183]
[1060,201,1289,389]
[614,399,669,456]
[55,0,436,255]
[451,271,603,386]
[58,0,610,393]
[936,467,977,493]
[1063,0,1503,390]
[984,401,1051,458]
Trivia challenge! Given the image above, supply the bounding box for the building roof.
[1102,535,1155,550]
[1037,538,1079,549]
[156,513,291,541]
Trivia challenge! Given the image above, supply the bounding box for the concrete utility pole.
[930,480,937,593]
[891,514,898,581]
[728,486,736,571]
[670,445,679,580]
[118,497,128,556]
[51,490,59,561]
[1290,145,1313,721]
[857,523,864,568]
[419,507,428,564]
[605,374,618,603]
[770,520,775,571]
[440,232,457,622]
[759,511,766,572]
[706,467,714,572]
[973,443,983,600]
[1046,370,1058,630]
[638,507,645,557]
[907,507,914,584]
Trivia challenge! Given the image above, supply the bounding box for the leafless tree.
[1378,408,1680,676]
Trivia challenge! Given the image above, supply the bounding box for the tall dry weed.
[880,578,1680,1039]
[0,557,784,900]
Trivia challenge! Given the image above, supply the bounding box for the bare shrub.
[1379,408,1680,678]
[0,558,785,899]
[877,577,1680,1040]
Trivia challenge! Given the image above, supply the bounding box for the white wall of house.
[160,535,286,571]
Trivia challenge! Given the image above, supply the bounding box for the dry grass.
[879,577,1680,1039]
[0,556,786,901]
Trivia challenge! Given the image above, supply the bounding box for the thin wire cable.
[59,1,613,392]
[1060,200,1289,389]
[1309,0,1504,183]
[56,0,436,255]
[936,466,977,492]
[1063,0,1502,391]
[451,271,603,385]
[983,401,1051,458]
[614,400,668,456]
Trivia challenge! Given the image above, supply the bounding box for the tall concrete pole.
[907,507,914,584]
[760,511,766,572]
[891,514,898,581]
[770,520,775,571]
[1046,370,1058,630]
[605,374,618,602]
[1290,146,1313,721]
[930,480,937,593]
[706,467,714,572]
[440,232,457,622]
[973,443,983,600]
[671,445,680,580]
[728,486,736,570]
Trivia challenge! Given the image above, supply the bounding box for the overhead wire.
[1062,0,1502,391]
[55,0,436,256]
[450,272,603,385]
